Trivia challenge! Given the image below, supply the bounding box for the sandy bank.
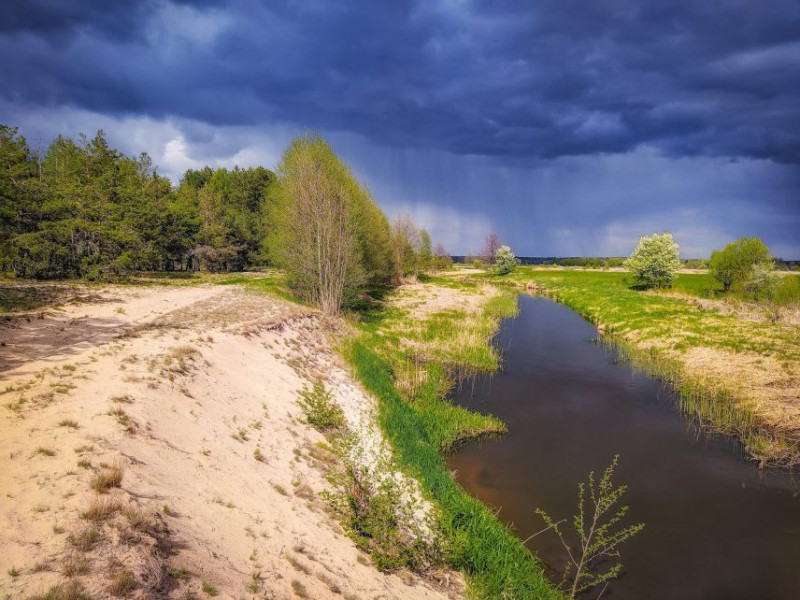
[0,284,463,599]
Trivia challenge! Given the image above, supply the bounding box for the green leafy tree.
[268,134,367,314]
[709,237,773,292]
[624,232,682,289]
[391,214,420,284]
[351,183,394,287]
[494,245,518,275]
[417,229,433,272]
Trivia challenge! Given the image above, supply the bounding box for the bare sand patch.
[0,284,227,373]
[391,282,497,319]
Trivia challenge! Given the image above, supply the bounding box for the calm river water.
[446,295,800,599]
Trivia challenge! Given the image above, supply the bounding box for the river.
[446,294,800,599]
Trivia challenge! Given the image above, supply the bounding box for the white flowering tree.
[494,245,518,275]
[624,232,682,289]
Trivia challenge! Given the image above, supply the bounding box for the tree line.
[1,125,451,313]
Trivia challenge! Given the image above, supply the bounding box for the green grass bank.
[343,280,562,599]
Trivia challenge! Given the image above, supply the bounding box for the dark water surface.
[446,295,800,600]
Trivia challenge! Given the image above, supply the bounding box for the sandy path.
[0,285,226,373]
[0,285,462,600]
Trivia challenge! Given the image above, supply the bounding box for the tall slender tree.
[268,134,365,314]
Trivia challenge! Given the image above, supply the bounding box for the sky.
[2,0,799,258]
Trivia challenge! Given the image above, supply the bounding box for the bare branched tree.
[480,231,502,265]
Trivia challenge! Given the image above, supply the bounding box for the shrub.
[743,261,778,300]
[324,433,447,572]
[536,455,644,598]
[494,245,518,275]
[709,237,772,292]
[297,379,344,431]
[624,232,682,289]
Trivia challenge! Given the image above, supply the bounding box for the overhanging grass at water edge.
[345,339,562,600]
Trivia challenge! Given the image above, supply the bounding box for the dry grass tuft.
[28,580,89,600]
[108,569,137,597]
[61,553,90,577]
[123,506,158,534]
[68,526,100,551]
[80,495,121,521]
[291,580,309,598]
[110,394,134,404]
[90,462,124,493]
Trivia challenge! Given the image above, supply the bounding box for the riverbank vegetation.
[344,278,562,599]
[485,267,800,466]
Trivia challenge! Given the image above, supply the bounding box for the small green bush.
[742,261,778,300]
[298,379,344,431]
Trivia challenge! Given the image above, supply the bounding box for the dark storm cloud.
[1,0,798,257]
[2,0,800,163]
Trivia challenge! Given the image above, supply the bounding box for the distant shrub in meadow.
[624,232,682,289]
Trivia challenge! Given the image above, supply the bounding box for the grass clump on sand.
[108,569,137,597]
[90,463,124,493]
[28,580,89,600]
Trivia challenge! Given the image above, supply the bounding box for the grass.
[58,419,79,429]
[90,463,124,493]
[490,267,800,465]
[68,526,100,551]
[108,570,137,596]
[216,271,304,304]
[201,580,218,596]
[61,553,89,576]
[247,570,262,593]
[80,496,121,521]
[291,580,308,598]
[28,580,89,600]
[343,281,562,599]
[0,284,65,313]
[36,446,56,457]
